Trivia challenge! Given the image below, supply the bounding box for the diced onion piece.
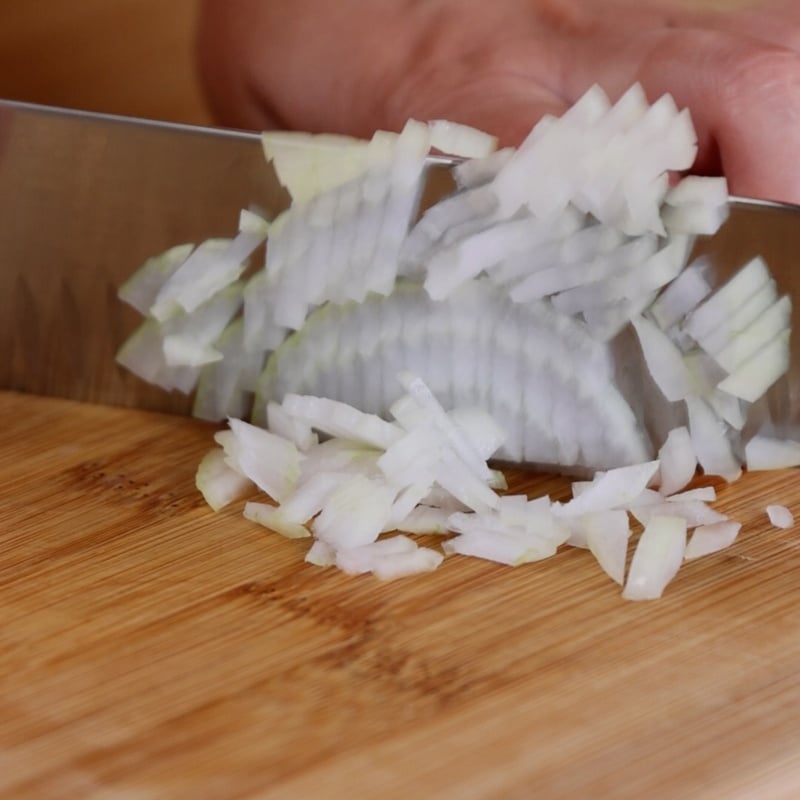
[685,395,742,482]
[393,504,452,534]
[622,515,687,601]
[448,407,507,461]
[239,209,270,235]
[631,315,694,401]
[151,232,265,321]
[662,200,729,235]
[266,401,318,451]
[334,535,419,574]
[453,147,515,189]
[745,435,800,471]
[118,243,194,315]
[434,451,500,513]
[116,319,200,394]
[221,418,303,502]
[632,500,728,528]
[714,295,791,374]
[584,509,631,585]
[556,461,660,516]
[698,280,777,356]
[684,521,741,559]
[305,539,336,567]
[443,529,558,566]
[372,546,444,580]
[261,130,371,204]
[378,426,442,488]
[278,471,351,525]
[243,501,311,538]
[648,257,712,331]
[195,447,252,511]
[682,257,770,345]
[162,336,223,368]
[398,372,494,481]
[667,486,716,503]
[282,394,403,451]
[428,120,498,158]
[665,175,728,207]
[311,475,396,548]
[656,426,697,496]
[766,504,794,529]
[716,329,790,403]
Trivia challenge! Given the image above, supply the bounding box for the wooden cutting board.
[2,389,800,799]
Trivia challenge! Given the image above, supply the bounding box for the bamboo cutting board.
[2,389,800,799]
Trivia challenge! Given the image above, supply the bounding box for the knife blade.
[2,100,800,425]
[0,100,286,414]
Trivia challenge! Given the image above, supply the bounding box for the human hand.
[197,0,800,204]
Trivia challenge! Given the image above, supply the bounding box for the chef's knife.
[2,99,800,422]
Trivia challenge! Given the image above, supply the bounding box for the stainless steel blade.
[2,99,800,427]
[0,100,286,414]
[690,199,800,430]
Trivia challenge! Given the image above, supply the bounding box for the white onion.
[243,501,310,539]
[117,243,194,315]
[745,435,800,471]
[555,460,660,517]
[684,521,741,559]
[117,89,800,597]
[631,500,728,528]
[428,119,498,158]
[311,475,396,548]
[656,426,697,496]
[766,504,794,529]
[194,447,252,512]
[623,515,687,600]
[584,509,631,585]
[219,418,303,502]
[716,329,790,403]
[682,257,771,345]
[151,232,265,321]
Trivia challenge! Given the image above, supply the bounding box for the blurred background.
[0,1,211,125]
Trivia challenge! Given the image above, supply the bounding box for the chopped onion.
[656,426,697,496]
[115,88,800,598]
[555,460,660,517]
[745,435,800,471]
[631,499,728,528]
[623,516,687,601]
[584,509,631,585]
[716,329,790,403]
[243,501,310,539]
[305,539,336,567]
[766,504,794,529]
[195,447,252,511]
[428,120,498,158]
[311,475,396,548]
[684,521,740,560]
[219,418,303,502]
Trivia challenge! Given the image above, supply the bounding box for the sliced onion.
[243,501,310,539]
[219,418,303,502]
[745,435,800,471]
[195,447,252,511]
[766,504,794,529]
[584,509,631,585]
[622,515,687,601]
[656,426,697,496]
[684,521,741,559]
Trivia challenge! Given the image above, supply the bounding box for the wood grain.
[2,389,800,799]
